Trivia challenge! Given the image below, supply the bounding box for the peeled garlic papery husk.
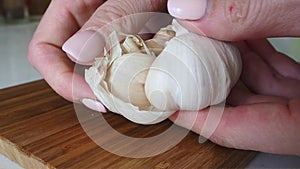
[85,20,242,125]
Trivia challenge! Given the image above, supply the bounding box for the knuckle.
[27,41,46,69]
[27,41,38,66]
[84,2,125,30]
[222,0,266,39]
[224,0,252,24]
[55,83,72,101]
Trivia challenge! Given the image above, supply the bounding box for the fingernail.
[168,0,208,20]
[82,98,107,112]
[62,31,104,65]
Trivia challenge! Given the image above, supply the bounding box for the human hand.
[28,0,167,112]
[28,0,300,155]
[168,0,300,155]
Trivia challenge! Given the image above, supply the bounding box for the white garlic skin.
[145,33,242,111]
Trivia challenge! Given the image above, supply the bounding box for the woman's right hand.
[168,0,300,155]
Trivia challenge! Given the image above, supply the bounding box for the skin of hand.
[28,0,300,155]
[168,0,300,155]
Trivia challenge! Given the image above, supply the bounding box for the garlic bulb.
[85,20,242,125]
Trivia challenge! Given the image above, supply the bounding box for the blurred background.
[0,0,51,23]
[0,0,50,89]
[0,0,300,168]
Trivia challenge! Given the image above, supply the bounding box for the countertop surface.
[1,22,300,169]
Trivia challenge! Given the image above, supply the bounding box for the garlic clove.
[144,66,181,111]
[145,36,209,111]
[106,52,155,110]
[145,32,241,111]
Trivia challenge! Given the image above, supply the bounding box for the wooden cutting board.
[0,80,256,169]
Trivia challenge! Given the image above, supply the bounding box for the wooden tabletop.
[0,80,256,169]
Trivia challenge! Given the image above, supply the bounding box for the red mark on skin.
[229,5,234,13]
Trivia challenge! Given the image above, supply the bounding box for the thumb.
[168,0,300,41]
[62,0,168,65]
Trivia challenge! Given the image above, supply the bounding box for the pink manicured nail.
[168,0,208,20]
[62,31,104,65]
[82,98,107,113]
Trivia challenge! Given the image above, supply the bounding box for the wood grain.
[0,80,256,169]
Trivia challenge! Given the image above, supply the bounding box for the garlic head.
[85,20,242,125]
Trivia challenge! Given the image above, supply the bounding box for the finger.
[247,39,300,80]
[239,41,300,99]
[227,81,288,106]
[167,0,300,41]
[28,0,107,111]
[170,99,300,155]
[62,0,168,65]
